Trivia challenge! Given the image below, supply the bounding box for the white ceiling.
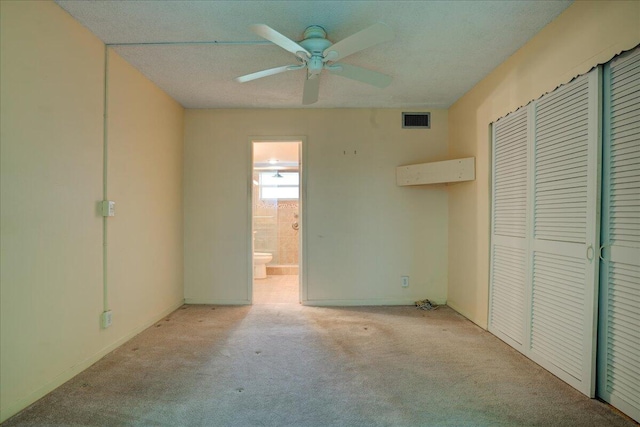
[55,0,572,109]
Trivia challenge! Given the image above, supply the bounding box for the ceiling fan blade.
[251,24,310,58]
[329,63,392,88]
[323,22,393,62]
[234,65,294,83]
[302,74,320,105]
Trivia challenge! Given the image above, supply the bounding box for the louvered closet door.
[489,107,530,350]
[598,47,640,423]
[530,69,601,396]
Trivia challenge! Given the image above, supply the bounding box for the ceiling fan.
[234,23,394,105]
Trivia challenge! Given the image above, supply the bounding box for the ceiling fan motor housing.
[303,25,328,41]
[300,27,332,55]
[300,26,333,76]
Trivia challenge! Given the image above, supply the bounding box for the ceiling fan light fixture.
[308,56,323,74]
[324,50,339,62]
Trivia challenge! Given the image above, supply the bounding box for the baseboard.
[303,298,447,307]
[184,298,251,305]
[0,298,184,423]
[184,297,448,307]
[445,301,488,330]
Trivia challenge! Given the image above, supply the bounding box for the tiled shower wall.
[275,200,299,265]
[253,175,299,266]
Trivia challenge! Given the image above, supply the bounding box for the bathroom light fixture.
[268,159,279,164]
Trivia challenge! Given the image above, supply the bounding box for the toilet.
[253,252,273,279]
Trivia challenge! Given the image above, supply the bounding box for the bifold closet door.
[529,69,601,397]
[598,47,640,423]
[489,107,530,351]
[489,67,601,397]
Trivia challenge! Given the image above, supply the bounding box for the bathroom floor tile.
[253,274,298,304]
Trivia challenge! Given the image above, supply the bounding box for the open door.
[250,139,304,304]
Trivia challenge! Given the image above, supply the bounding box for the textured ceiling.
[55,0,572,109]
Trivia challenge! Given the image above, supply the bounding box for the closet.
[489,46,639,422]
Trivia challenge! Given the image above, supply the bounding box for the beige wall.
[185,109,449,305]
[107,50,184,331]
[447,1,640,328]
[0,1,184,422]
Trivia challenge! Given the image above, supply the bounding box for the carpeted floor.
[3,277,636,426]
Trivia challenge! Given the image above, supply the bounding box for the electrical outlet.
[401,276,409,288]
[101,310,112,328]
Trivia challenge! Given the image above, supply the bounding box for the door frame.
[248,136,307,304]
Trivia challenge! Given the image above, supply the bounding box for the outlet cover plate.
[101,310,112,328]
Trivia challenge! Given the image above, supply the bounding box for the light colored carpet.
[3,294,636,426]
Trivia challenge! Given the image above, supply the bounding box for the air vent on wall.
[402,112,431,129]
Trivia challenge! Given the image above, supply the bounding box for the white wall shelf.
[396,157,475,186]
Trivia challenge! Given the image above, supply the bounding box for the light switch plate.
[101,310,112,328]
[101,200,115,217]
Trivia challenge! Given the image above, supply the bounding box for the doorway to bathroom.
[251,139,303,304]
